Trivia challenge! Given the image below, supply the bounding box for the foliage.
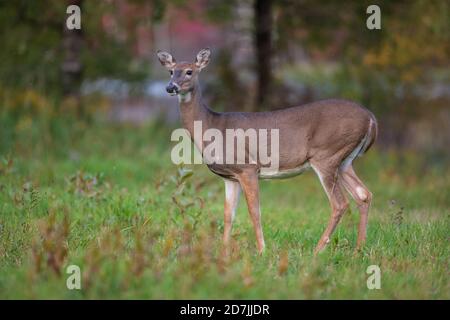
[0,1,152,95]
[0,107,448,299]
[0,0,448,299]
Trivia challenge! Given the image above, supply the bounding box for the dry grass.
[0,118,448,299]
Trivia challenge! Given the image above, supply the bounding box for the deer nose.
[166,83,179,94]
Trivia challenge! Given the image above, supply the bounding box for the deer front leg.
[223,179,241,248]
[238,170,265,254]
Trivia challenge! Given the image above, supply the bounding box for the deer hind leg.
[311,165,349,255]
[223,179,241,248]
[238,170,265,254]
[339,165,372,249]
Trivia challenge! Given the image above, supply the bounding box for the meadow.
[0,109,448,299]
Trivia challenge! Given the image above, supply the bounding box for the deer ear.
[157,50,176,69]
[195,48,211,70]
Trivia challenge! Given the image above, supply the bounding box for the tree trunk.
[62,0,84,116]
[253,0,273,110]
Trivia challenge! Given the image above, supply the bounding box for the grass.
[0,113,449,299]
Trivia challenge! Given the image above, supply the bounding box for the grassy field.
[0,114,449,299]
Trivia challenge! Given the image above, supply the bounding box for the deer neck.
[178,82,215,146]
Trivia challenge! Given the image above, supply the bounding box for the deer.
[157,48,377,255]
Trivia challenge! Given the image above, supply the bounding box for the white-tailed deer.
[157,48,377,255]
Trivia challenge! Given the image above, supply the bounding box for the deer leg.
[238,170,265,254]
[340,165,372,249]
[223,179,241,247]
[312,165,349,255]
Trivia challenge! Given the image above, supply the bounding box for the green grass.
[0,115,449,299]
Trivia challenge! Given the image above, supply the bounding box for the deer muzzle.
[166,82,180,95]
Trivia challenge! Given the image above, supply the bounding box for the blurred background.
[0,0,449,161]
[0,1,449,299]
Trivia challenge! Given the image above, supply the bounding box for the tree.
[254,0,273,110]
[62,0,84,115]
[0,1,153,104]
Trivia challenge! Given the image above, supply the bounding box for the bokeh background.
[1,0,449,158]
[0,0,449,299]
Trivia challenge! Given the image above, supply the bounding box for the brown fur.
[157,49,377,254]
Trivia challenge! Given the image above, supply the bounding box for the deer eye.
[186,70,193,76]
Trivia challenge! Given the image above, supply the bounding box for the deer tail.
[358,114,378,157]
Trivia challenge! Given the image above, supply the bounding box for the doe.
[157,48,377,255]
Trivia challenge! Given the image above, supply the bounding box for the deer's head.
[157,48,211,97]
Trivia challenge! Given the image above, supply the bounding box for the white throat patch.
[178,92,192,103]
